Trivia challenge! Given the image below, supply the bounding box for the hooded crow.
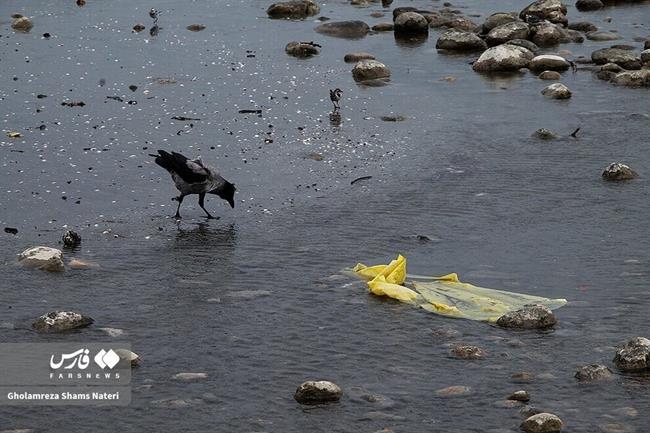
[151,150,235,219]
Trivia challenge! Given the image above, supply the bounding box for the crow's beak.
[228,198,235,209]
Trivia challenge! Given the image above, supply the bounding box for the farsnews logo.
[49,348,122,381]
[50,348,119,370]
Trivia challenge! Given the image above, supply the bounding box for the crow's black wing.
[152,150,208,183]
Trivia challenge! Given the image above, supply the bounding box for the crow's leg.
[198,193,216,219]
[174,194,185,219]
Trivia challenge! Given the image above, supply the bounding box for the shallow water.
[1,0,649,431]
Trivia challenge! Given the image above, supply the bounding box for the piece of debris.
[4,227,18,235]
[61,101,86,107]
[172,116,201,121]
[186,24,206,32]
[6,131,22,138]
[238,109,262,114]
[351,175,372,185]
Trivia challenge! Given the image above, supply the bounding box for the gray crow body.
[151,150,235,219]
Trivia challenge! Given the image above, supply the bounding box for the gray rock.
[602,162,639,181]
[575,364,614,382]
[426,12,478,32]
[520,0,567,23]
[508,390,530,402]
[611,70,650,87]
[504,39,539,53]
[11,17,33,32]
[394,12,428,35]
[486,22,530,46]
[32,311,94,333]
[521,413,563,433]
[18,246,65,272]
[294,380,342,404]
[344,52,375,63]
[568,21,598,33]
[613,337,650,371]
[538,71,562,80]
[267,0,320,19]
[315,20,370,39]
[435,385,471,397]
[115,349,141,367]
[285,41,320,58]
[530,22,563,47]
[481,12,519,33]
[586,31,621,41]
[645,39,650,50]
[450,345,486,359]
[596,70,617,81]
[372,22,394,32]
[496,304,557,329]
[529,55,570,71]
[576,0,604,11]
[559,28,585,43]
[592,48,641,70]
[541,83,572,99]
[533,128,558,139]
[172,372,208,380]
[472,44,534,72]
[392,7,419,20]
[62,230,82,247]
[436,30,487,51]
[601,62,624,72]
[352,60,391,82]
[641,49,650,64]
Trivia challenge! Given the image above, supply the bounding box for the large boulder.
[602,162,639,181]
[521,413,563,433]
[486,22,530,46]
[352,60,391,82]
[394,12,428,35]
[541,83,572,99]
[267,0,319,19]
[294,380,342,404]
[32,311,94,333]
[496,304,557,329]
[481,12,519,33]
[613,337,650,372]
[530,22,563,47]
[611,70,650,87]
[529,55,570,71]
[472,44,534,72]
[575,0,604,11]
[18,246,65,272]
[285,41,320,58]
[436,30,487,51]
[520,0,567,24]
[592,48,642,70]
[574,364,614,382]
[315,20,370,39]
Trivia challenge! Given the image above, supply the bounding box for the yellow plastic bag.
[350,255,567,322]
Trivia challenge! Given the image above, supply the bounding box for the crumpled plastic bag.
[350,255,567,322]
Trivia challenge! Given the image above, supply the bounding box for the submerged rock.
[294,380,342,404]
[315,20,369,38]
[529,55,570,71]
[18,246,65,272]
[586,31,621,41]
[611,70,650,87]
[285,41,320,58]
[68,258,100,270]
[613,337,650,371]
[352,60,391,82]
[472,44,534,72]
[450,345,486,359]
[11,17,33,32]
[486,22,530,46]
[497,304,557,329]
[538,70,562,80]
[602,163,639,181]
[344,52,375,63]
[436,385,471,397]
[267,0,320,19]
[172,372,208,381]
[32,311,93,333]
[568,21,597,33]
[508,390,530,402]
[115,349,141,367]
[436,30,487,51]
[575,364,614,382]
[372,22,394,32]
[394,12,428,35]
[541,83,572,99]
[576,0,604,11]
[521,413,563,433]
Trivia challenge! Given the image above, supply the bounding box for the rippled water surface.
[1,0,649,432]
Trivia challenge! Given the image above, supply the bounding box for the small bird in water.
[329,88,342,111]
[151,150,235,219]
[149,8,159,21]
